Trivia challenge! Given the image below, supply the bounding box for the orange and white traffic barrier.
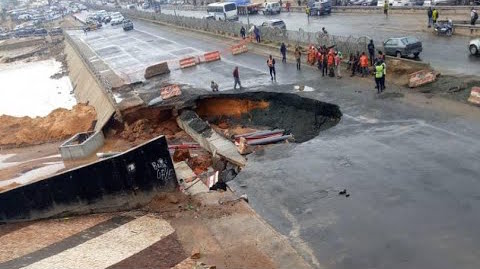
[204,51,221,62]
[179,56,196,69]
[231,44,248,55]
[468,87,480,105]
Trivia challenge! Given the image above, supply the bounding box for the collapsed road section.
[195,91,343,143]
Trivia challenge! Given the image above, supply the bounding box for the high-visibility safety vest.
[375,64,384,78]
[267,59,274,67]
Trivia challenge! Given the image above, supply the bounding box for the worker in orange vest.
[327,51,335,77]
[359,52,369,77]
[267,55,276,81]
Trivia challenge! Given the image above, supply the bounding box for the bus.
[207,2,238,21]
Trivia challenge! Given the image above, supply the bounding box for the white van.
[377,0,394,6]
[207,2,238,21]
[262,2,281,15]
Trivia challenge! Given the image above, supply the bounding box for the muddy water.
[0,59,76,117]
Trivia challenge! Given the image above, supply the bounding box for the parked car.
[84,22,102,31]
[49,27,63,36]
[469,38,480,55]
[384,36,423,58]
[33,28,48,36]
[362,0,378,5]
[123,19,134,31]
[309,0,332,15]
[261,19,286,30]
[127,4,136,9]
[350,0,365,5]
[14,28,35,38]
[142,3,150,9]
[432,0,456,5]
[103,15,112,23]
[0,32,12,40]
[262,2,281,15]
[110,12,124,25]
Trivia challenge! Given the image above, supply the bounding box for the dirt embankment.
[0,104,96,147]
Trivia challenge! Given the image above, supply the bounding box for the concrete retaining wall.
[59,131,105,160]
[0,135,177,222]
[64,39,116,131]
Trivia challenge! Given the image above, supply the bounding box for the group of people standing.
[297,45,343,78]
[347,40,386,94]
[225,40,387,94]
[427,7,439,28]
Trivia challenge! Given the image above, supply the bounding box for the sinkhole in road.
[195,91,342,143]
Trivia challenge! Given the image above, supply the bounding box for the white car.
[110,12,124,25]
[469,38,480,55]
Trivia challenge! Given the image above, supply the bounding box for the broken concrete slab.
[177,110,247,167]
[174,161,209,195]
[409,70,438,88]
[144,62,170,79]
[468,87,480,105]
[161,85,182,100]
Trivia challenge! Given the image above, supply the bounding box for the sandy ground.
[0,191,311,269]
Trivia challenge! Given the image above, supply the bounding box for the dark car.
[0,32,12,40]
[123,20,134,31]
[362,0,378,5]
[33,28,48,36]
[383,36,423,58]
[14,28,35,38]
[49,27,63,36]
[103,15,111,23]
[83,22,102,32]
[309,0,332,15]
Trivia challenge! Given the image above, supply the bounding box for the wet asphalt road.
[72,19,480,269]
[161,8,480,76]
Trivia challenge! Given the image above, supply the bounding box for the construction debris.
[144,62,170,79]
[468,87,480,105]
[409,70,439,88]
[234,129,292,148]
[161,85,182,100]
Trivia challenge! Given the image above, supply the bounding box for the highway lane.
[161,8,480,76]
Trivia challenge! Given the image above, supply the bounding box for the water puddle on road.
[0,59,76,117]
[0,161,65,189]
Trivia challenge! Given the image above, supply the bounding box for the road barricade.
[231,44,248,55]
[468,87,480,105]
[179,56,197,69]
[408,70,437,88]
[160,84,182,100]
[204,51,221,62]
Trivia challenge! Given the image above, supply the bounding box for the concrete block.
[144,62,170,79]
[176,111,246,167]
[468,87,480,105]
[59,131,105,160]
[409,70,437,88]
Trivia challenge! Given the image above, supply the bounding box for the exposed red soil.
[196,99,269,119]
[0,104,96,147]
